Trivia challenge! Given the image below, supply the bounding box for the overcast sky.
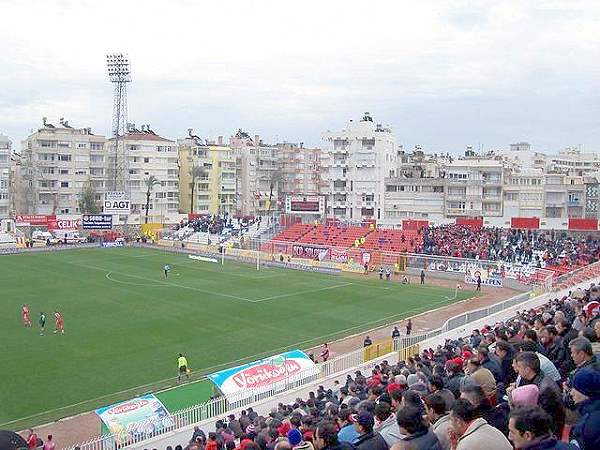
[1,0,599,153]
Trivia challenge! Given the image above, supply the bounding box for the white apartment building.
[114,126,180,223]
[322,113,397,221]
[444,158,505,217]
[549,147,600,175]
[503,168,544,218]
[19,120,107,215]
[0,134,11,218]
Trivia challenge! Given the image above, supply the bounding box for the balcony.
[446,207,467,215]
[567,200,581,207]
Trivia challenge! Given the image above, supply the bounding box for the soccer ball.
[456,284,462,290]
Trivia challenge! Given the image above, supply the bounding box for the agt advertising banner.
[95,394,173,445]
[103,191,130,214]
[208,349,317,396]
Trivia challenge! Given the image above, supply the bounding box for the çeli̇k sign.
[103,191,130,214]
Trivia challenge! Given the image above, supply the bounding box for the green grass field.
[0,246,474,430]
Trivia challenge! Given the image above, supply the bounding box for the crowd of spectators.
[170,283,600,450]
[417,226,600,271]
[173,215,262,238]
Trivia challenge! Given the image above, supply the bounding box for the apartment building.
[229,130,280,217]
[322,113,397,221]
[19,120,107,215]
[543,173,585,218]
[382,148,447,222]
[549,147,600,175]
[178,136,237,216]
[0,134,10,218]
[444,158,505,217]
[503,168,545,218]
[277,142,321,200]
[115,126,179,222]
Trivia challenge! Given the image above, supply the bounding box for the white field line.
[253,282,354,302]
[105,248,285,280]
[3,290,460,429]
[71,262,255,303]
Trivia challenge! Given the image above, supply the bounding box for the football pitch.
[0,246,474,430]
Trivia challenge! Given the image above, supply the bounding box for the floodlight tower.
[106,53,131,191]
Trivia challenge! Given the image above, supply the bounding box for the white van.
[52,230,87,243]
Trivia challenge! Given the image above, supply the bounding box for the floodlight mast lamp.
[106,53,131,191]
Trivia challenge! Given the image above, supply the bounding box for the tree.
[266,168,283,217]
[144,175,161,224]
[189,165,207,214]
[78,181,100,214]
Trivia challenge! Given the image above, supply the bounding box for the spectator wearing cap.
[445,360,466,399]
[386,375,406,395]
[315,421,353,450]
[337,409,360,444]
[508,406,578,450]
[391,406,440,450]
[570,367,600,450]
[424,393,451,450]
[288,429,309,450]
[509,384,540,408]
[353,411,389,450]
[514,352,565,437]
[448,399,512,450]
[374,402,404,448]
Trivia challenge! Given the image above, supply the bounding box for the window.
[60,208,70,214]
[75,170,87,175]
[155,192,166,199]
[77,143,88,148]
[90,155,104,163]
[144,157,150,163]
[90,143,103,150]
[61,181,69,188]
[59,169,69,175]
[129,145,138,151]
[58,154,72,161]
[39,153,55,161]
[57,141,71,148]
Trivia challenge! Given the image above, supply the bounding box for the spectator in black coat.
[514,352,565,437]
[352,411,389,450]
[570,367,600,450]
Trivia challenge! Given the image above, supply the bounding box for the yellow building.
[178,138,237,216]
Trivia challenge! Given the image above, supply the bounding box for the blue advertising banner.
[95,394,173,444]
[208,349,316,396]
[82,214,113,229]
